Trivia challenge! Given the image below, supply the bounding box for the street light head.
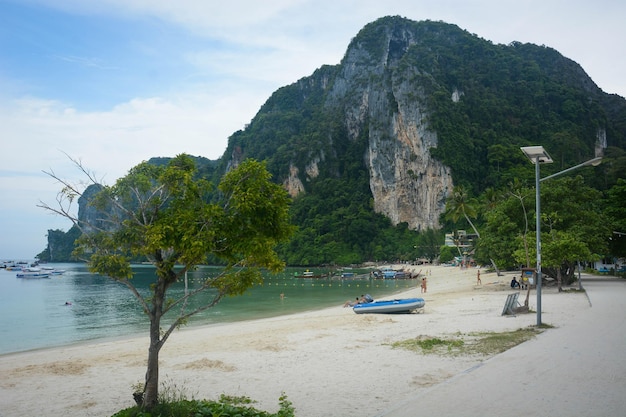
[589,156,603,167]
[520,146,553,164]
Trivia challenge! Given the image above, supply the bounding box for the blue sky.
[1,0,625,259]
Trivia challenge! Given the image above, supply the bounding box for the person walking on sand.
[421,277,427,293]
[476,269,482,285]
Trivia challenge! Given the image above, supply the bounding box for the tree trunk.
[463,212,502,275]
[557,267,563,293]
[142,280,166,409]
[524,283,531,307]
[142,322,162,409]
[490,258,502,276]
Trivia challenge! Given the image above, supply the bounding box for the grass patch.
[392,327,543,356]
[112,393,295,417]
[464,328,540,355]
[393,336,464,353]
[562,288,586,293]
[119,378,294,417]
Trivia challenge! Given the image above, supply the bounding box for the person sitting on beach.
[344,294,374,307]
[343,297,360,307]
[510,277,520,288]
[521,276,529,289]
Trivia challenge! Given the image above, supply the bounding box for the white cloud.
[1,88,264,177]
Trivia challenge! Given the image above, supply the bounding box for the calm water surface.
[0,264,418,355]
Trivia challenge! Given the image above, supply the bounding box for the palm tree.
[508,179,531,268]
[445,186,480,237]
[445,186,501,275]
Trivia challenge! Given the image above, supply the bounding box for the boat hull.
[16,272,50,279]
[353,297,425,314]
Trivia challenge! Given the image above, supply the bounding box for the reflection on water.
[0,264,418,354]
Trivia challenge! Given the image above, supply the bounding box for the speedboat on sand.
[353,297,425,314]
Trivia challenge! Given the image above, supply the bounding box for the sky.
[1,0,625,260]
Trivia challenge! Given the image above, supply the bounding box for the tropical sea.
[0,263,418,355]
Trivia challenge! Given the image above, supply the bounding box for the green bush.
[112,393,295,417]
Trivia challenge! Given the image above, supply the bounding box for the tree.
[39,155,295,410]
[414,228,442,262]
[444,185,480,237]
[445,185,501,274]
[507,180,532,268]
[439,245,456,264]
[538,176,610,284]
[606,179,626,258]
[542,230,592,291]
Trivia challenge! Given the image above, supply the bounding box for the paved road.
[378,275,626,417]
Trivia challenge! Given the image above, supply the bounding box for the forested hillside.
[39,17,626,269]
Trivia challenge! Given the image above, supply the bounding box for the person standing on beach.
[476,270,481,285]
[421,277,427,293]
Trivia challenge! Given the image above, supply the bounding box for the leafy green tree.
[542,230,593,291]
[606,179,626,258]
[477,207,523,270]
[39,155,294,410]
[477,185,525,269]
[439,245,456,264]
[414,228,443,262]
[539,176,610,284]
[481,174,612,284]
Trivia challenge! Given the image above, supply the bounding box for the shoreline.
[0,274,420,357]
[0,265,590,417]
[0,264,420,356]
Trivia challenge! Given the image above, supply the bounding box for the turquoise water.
[0,264,418,355]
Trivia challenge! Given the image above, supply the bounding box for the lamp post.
[520,146,552,326]
[521,146,602,326]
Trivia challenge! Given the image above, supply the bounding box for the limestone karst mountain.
[40,16,626,265]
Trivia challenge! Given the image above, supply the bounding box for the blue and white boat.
[41,267,66,275]
[16,268,50,279]
[353,297,425,314]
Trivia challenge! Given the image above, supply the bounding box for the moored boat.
[17,271,50,278]
[352,297,425,314]
[375,268,412,279]
[294,270,328,278]
[41,267,66,275]
[16,268,50,279]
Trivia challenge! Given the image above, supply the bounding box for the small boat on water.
[294,270,328,278]
[375,268,412,279]
[41,267,66,275]
[16,268,50,279]
[353,297,425,314]
[5,265,23,271]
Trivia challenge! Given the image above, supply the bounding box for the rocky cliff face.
[77,184,107,233]
[320,20,453,230]
[275,19,454,231]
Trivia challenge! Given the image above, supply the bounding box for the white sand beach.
[0,266,589,417]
